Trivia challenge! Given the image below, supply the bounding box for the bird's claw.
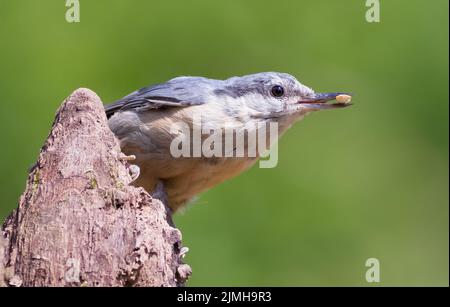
[128,164,140,182]
[119,153,139,182]
[119,153,136,162]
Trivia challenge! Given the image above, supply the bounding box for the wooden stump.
[0,89,191,287]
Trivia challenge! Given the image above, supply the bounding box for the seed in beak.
[336,94,352,104]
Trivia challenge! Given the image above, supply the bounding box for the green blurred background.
[0,0,448,286]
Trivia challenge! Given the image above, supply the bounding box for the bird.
[105,72,352,211]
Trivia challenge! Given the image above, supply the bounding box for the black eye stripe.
[271,85,284,97]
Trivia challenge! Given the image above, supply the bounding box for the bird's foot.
[119,153,140,182]
[128,164,140,182]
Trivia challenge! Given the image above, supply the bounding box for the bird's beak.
[298,92,352,109]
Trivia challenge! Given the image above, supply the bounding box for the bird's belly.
[128,152,257,210]
[164,157,258,210]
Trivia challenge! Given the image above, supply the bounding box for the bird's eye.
[271,85,284,97]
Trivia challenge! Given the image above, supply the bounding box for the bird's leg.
[151,180,169,206]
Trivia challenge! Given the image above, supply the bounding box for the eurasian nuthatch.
[106,72,351,211]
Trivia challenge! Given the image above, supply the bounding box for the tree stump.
[0,89,191,287]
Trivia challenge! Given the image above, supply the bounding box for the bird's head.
[216,72,351,122]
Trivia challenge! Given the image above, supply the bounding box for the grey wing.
[105,77,213,118]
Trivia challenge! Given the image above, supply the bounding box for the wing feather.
[105,77,213,118]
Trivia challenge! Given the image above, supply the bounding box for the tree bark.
[0,88,191,287]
